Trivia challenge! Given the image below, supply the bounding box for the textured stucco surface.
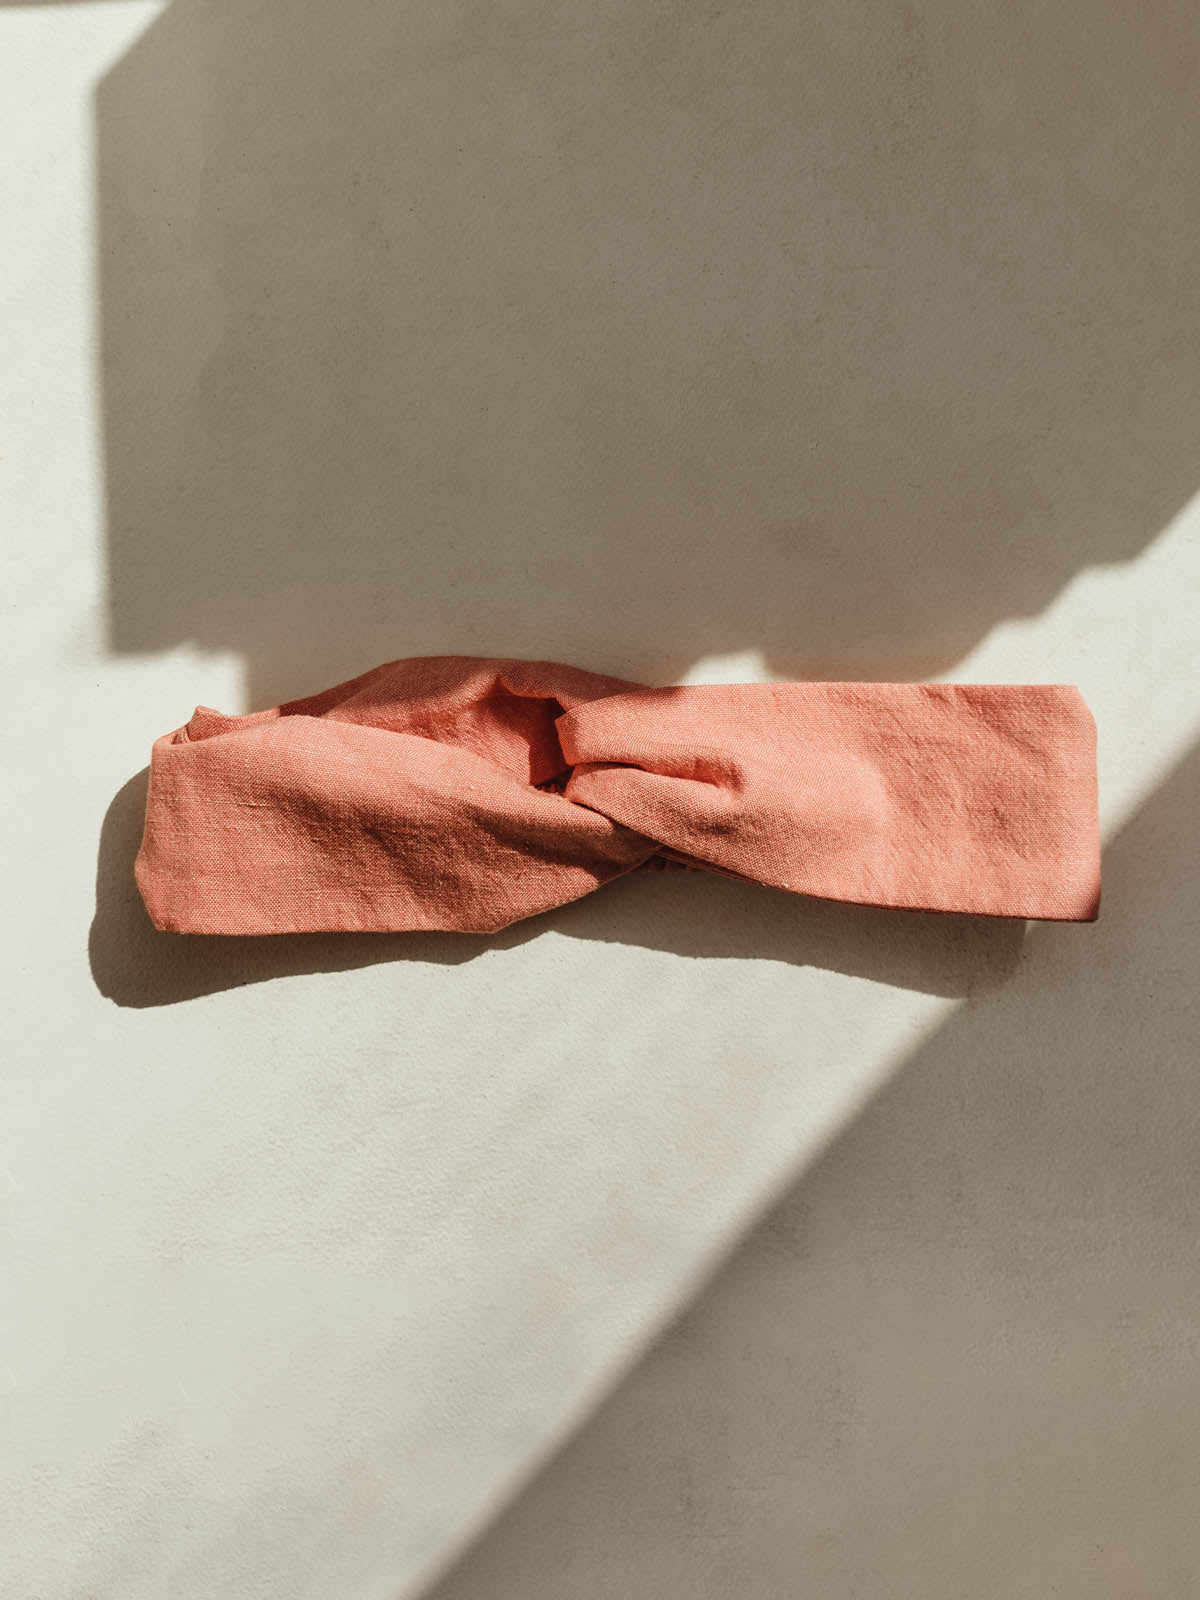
[3,4,1198,1597]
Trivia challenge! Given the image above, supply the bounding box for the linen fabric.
[135,655,1100,933]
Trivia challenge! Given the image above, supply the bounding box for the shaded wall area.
[98,0,1200,706]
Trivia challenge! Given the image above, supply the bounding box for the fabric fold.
[135,656,1100,934]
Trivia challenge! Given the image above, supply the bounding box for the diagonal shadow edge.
[411,737,1200,1600]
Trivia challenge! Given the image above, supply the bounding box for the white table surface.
[4,5,1198,1597]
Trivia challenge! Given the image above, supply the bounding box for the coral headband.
[135,656,1100,934]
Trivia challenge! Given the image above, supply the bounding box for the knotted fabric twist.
[135,655,1100,933]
